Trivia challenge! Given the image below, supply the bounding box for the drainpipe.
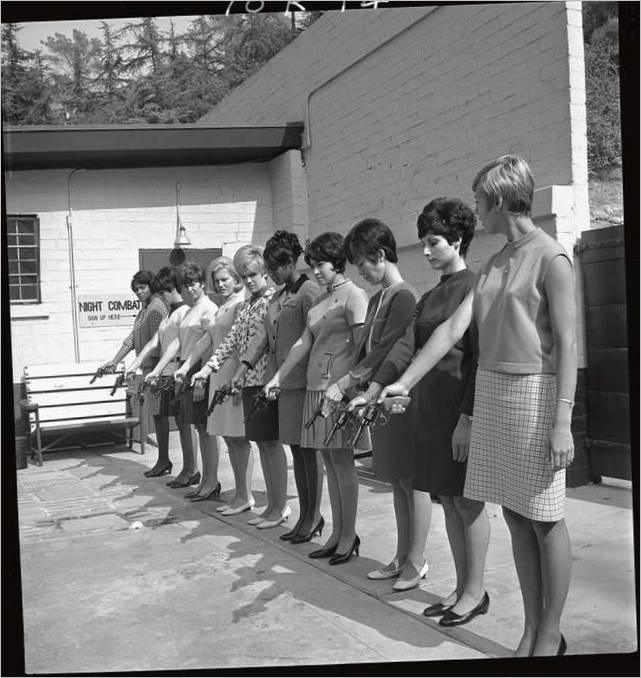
[66,169,85,363]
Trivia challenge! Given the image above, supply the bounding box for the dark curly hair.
[303,232,346,273]
[152,266,179,294]
[177,261,206,288]
[130,269,155,292]
[264,230,304,268]
[344,218,398,264]
[416,197,476,258]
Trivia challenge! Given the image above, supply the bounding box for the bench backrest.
[24,362,131,429]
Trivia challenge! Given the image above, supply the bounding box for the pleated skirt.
[464,369,566,521]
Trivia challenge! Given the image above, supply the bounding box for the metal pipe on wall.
[66,168,85,363]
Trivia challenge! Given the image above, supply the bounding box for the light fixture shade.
[174,182,191,247]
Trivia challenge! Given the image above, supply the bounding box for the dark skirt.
[242,385,279,442]
[177,361,208,426]
[277,388,307,446]
[371,403,415,482]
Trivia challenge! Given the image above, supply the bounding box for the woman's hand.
[263,375,280,398]
[549,424,574,471]
[192,377,206,402]
[347,393,369,412]
[174,364,189,384]
[101,361,117,374]
[144,371,159,387]
[232,364,248,390]
[324,382,344,405]
[451,414,472,463]
[378,381,410,402]
[189,366,211,387]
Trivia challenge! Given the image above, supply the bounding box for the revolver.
[323,401,358,447]
[133,380,147,403]
[90,364,113,384]
[244,389,276,424]
[170,378,193,408]
[206,384,236,417]
[348,403,388,447]
[109,373,126,396]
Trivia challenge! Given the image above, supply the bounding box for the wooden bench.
[21,362,145,466]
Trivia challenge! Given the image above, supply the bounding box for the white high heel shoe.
[256,505,291,529]
[216,505,230,513]
[222,500,255,516]
[392,560,429,591]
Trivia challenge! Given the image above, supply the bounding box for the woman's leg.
[531,518,571,656]
[152,415,170,467]
[404,489,431,571]
[391,477,414,569]
[176,424,197,478]
[260,440,288,520]
[331,449,359,553]
[298,446,323,533]
[193,424,219,494]
[288,443,309,536]
[503,506,544,657]
[255,442,274,518]
[319,449,341,549]
[437,496,466,606]
[225,436,254,507]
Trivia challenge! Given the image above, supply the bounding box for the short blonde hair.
[207,256,243,293]
[472,155,534,215]
[233,245,266,277]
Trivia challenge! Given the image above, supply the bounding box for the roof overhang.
[2,123,304,171]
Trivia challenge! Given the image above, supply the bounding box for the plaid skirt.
[464,369,566,522]
[278,388,307,446]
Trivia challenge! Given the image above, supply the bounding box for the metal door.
[578,225,631,480]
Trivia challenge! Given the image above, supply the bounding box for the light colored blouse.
[473,227,571,374]
[156,302,190,375]
[178,295,218,360]
[305,279,368,391]
[207,290,246,390]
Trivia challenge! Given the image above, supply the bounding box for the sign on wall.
[77,294,141,327]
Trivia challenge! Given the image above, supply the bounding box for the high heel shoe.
[439,591,490,627]
[216,504,231,513]
[190,482,221,502]
[279,527,299,541]
[367,557,404,580]
[145,461,172,477]
[422,601,454,617]
[168,471,200,488]
[392,560,428,591]
[308,543,338,559]
[291,517,325,544]
[222,500,255,516]
[328,535,360,566]
[557,634,567,656]
[256,505,291,529]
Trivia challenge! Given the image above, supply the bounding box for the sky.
[15,16,201,53]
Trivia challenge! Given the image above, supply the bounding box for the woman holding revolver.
[381,156,576,656]
[264,232,369,565]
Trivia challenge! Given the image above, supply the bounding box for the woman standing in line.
[373,199,490,609]
[382,156,575,656]
[101,270,167,470]
[126,267,191,477]
[323,219,421,588]
[264,233,369,565]
[233,231,323,542]
[146,262,220,494]
[191,246,290,528]
[176,257,254,512]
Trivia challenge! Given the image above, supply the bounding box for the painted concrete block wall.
[268,150,310,243]
[7,163,273,379]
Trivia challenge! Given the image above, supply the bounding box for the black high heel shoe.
[557,634,567,656]
[439,591,489,627]
[308,542,338,559]
[145,461,172,477]
[291,517,325,544]
[279,527,300,542]
[168,471,201,489]
[328,535,360,566]
[190,482,221,502]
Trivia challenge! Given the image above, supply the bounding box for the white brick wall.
[7,164,274,378]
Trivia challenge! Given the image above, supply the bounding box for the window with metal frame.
[8,214,41,303]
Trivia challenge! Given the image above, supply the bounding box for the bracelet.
[241,360,252,370]
[558,398,574,407]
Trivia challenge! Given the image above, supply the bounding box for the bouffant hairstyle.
[177,261,206,288]
[344,218,398,264]
[416,197,476,258]
[472,154,534,215]
[130,269,155,292]
[208,256,243,293]
[233,245,266,277]
[264,230,304,268]
[152,266,179,294]
[303,232,346,273]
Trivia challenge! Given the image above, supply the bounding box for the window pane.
[7,220,18,235]
[17,234,35,246]
[9,285,21,300]
[17,221,35,235]
[9,261,19,274]
[20,260,37,274]
[20,275,38,285]
[18,247,37,259]
[7,235,17,246]
[21,285,38,301]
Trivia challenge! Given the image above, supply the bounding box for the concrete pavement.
[14,433,638,673]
